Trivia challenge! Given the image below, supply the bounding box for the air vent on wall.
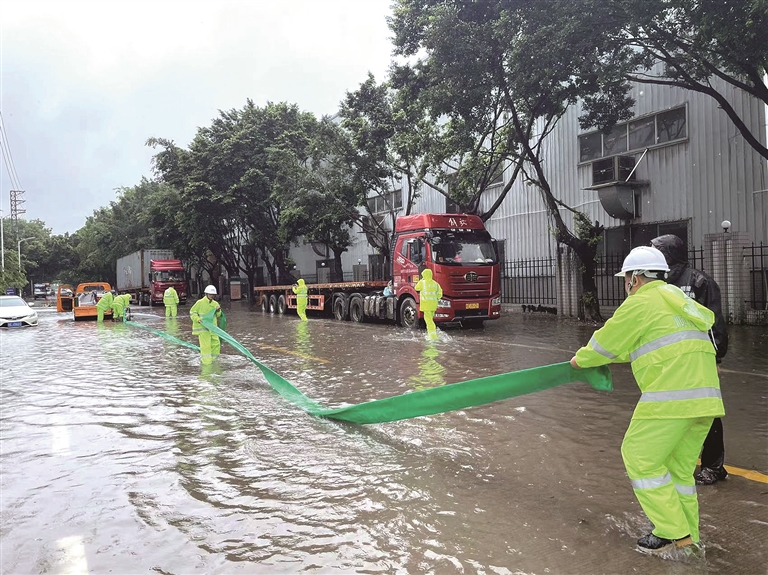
[592,155,636,186]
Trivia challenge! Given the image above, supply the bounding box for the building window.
[600,220,689,255]
[603,124,628,156]
[628,116,655,150]
[656,107,687,144]
[579,132,602,162]
[367,189,403,214]
[578,106,687,163]
[489,170,504,187]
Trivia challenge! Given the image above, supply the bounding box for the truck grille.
[447,269,493,297]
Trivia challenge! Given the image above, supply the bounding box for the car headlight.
[437,299,451,308]
[491,297,501,306]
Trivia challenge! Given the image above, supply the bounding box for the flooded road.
[1,303,766,574]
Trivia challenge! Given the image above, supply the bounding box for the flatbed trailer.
[254,280,391,321]
[254,213,502,329]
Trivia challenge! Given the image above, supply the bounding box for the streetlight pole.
[18,236,33,270]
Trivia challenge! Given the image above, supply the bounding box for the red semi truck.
[254,213,502,328]
[116,249,188,306]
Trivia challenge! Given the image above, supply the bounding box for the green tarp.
[128,310,612,425]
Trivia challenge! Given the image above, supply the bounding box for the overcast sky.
[0,0,394,235]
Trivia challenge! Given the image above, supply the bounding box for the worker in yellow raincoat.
[163,285,179,318]
[190,285,222,364]
[414,268,442,340]
[96,291,113,322]
[111,294,132,321]
[292,278,308,321]
[571,246,723,554]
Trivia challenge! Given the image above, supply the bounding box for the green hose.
[128,310,612,424]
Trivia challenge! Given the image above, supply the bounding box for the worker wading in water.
[111,294,132,321]
[570,246,724,554]
[414,269,442,340]
[163,285,180,318]
[190,285,222,365]
[292,278,308,321]
[96,291,113,322]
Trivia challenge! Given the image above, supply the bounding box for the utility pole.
[10,189,26,238]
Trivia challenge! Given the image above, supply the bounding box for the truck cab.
[392,214,502,328]
[148,260,187,305]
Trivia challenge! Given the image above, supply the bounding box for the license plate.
[466,303,479,309]
[8,321,22,327]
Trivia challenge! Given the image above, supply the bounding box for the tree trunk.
[245,269,255,304]
[578,253,602,322]
[332,248,345,282]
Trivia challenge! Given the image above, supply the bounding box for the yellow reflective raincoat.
[96,292,113,322]
[415,269,443,339]
[190,295,221,364]
[414,269,442,312]
[574,280,724,543]
[574,280,723,420]
[292,278,308,321]
[163,286,179,317]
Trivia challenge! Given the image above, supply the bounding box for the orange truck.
[254,213,502,329]
[58,282,113,320]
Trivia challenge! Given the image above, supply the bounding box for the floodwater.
[1,302,766,575]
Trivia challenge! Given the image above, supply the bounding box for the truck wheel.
[268,294,278,313]
[333,296,348,321]
[277,295,287,314]
[349,295,365,323]
[260,295,268,313]
[399,297,419,329]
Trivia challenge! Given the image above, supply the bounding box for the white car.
[0,295,39,327]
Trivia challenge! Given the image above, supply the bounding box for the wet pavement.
[1,302,766,574]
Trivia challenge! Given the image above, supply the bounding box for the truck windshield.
[153,271,186,282]
[430,230,497,265]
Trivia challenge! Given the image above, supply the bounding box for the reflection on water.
[408,344,447,391]
[0,307,765,574]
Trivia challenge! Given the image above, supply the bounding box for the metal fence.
[278,243,767,314]
[745,242,767,310]
[594,248,707,308]
[500,257,557,305]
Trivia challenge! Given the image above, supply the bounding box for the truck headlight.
[437,299,451,308]
[491,297,501,306]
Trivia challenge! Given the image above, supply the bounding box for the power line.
[0,111,22,190]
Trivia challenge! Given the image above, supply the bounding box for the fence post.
[704,231,751,324]
[556,245,580,317]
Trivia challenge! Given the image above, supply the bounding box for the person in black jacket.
[651,234,729,485]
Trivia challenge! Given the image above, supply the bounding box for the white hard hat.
[204,285,218,295]
[615,246,670,277]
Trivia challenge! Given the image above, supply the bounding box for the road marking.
[56,535,88,574]
[723,464,768,484]
[256,343,329,363]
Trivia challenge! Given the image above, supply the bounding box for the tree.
[276,117,362,281]
[604,0,768,159]
[390,0,633,320]
[149,101,324,293]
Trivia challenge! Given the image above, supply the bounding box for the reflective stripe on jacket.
[190,296,220,335]
[574,281,724,420]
